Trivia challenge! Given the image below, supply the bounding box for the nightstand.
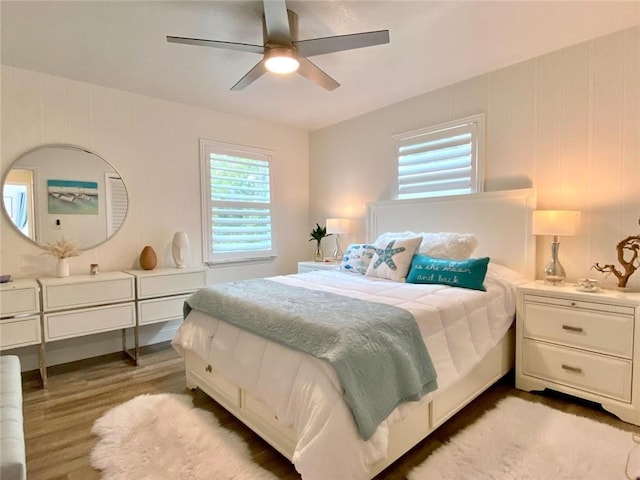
[297,261,339,274]
[516,281,640,425]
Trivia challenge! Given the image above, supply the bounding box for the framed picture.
[47,179,99,214]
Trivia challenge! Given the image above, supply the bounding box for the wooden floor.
[20,343,638,480]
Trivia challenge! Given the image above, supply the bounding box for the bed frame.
[185,188,537,478]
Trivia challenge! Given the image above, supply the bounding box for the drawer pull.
[562,325,584,333]
[205,364,213,373]
[570,302,577,307]
[561,364,583,374]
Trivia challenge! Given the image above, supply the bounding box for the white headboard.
[366,188,537,279]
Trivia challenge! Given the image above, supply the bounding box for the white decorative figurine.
[171,232,190,268]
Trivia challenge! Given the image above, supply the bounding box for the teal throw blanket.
[184,278,438,440]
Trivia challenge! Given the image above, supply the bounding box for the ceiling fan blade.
[296,58,340,91]
[167,36,265,55]
[231,60,268,91]
[294,30,389,58]
[262,0,292,46]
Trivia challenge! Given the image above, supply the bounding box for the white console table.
[4,268,207,387]
[38,272,136,385]
[0,279,44,383]
[125,267,207,363]
[0,279,41,349]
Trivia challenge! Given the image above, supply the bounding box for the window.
[394,114,485,200]
[200,139,274,264]
[105,173,127,237]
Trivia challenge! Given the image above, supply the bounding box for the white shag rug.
[409,396,640,480]
[90,393,279,480]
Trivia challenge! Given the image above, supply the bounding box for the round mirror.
[2,144,128,250]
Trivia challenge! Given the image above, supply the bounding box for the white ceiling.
[2,1,639,131]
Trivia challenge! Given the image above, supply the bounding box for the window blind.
[202,140,274,262]
[105,174,127,236]
[395,115,484,199]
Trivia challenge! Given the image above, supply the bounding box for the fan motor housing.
[263,9,299,45]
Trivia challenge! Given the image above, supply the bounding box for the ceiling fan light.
[265,48,299,74]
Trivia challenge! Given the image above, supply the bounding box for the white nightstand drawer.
[523,294,635,316]
[523,339,632,402]
[41,273,135,311]
[136,270,206,299]
[524,302,633,358]
[0,315,41,350]
[138,294,190,325]
[44,302,135,341]
[0,280,40,317]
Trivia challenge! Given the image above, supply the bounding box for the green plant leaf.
[309,223,332,242]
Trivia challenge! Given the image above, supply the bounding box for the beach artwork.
[47,179,99,214]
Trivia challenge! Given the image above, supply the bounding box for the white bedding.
[172,264,524,480]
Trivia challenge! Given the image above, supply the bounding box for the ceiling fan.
[167,0,390,91]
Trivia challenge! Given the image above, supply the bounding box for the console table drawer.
[138,294,190,325]
[0,315,41,350]
[136,269,206,299]
[41,273,135,311]
[522,339,632,402]
[0,281,40,317]
[44,302,135,341]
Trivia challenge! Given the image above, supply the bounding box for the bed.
[172,188,536,480]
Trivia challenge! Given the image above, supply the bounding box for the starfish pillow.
[365,236,422,282]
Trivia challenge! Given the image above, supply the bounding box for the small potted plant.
[309,223,331,262]
[42,236,80,277]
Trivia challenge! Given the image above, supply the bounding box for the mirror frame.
[1,144,129,251]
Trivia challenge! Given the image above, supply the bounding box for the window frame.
[200,139,276,265]
[393,113,485,200]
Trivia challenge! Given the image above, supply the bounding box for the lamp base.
[331,234,344,262]
[543,239,566,285]
[543,275,565,285]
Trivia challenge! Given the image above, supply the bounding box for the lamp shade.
[326,218,350,234]
[532,210,580,236]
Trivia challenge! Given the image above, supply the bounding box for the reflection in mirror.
[2,145,128,250]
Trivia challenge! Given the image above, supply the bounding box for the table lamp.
[326,218,350,262]
[532,210,580,284]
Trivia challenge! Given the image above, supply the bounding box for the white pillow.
[417,232,478,260]
[373,231,417,245]
[340,244,376,275]
[372,231,478,260]
[365,236,422,282]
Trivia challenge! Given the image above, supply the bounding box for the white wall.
[309,26,640,289]
[0,65,309,370]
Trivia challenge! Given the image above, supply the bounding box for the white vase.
[172,232,190,268]
[56,258,69,277]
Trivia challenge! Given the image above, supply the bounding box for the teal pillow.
[406,255,490,291]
